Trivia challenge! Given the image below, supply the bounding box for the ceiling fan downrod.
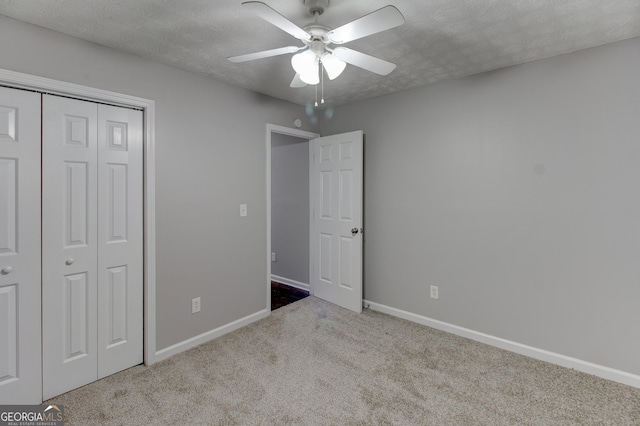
[304,0,329,17]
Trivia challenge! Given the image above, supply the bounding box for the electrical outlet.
[271,252,277,262]
[192,297,201,313]
[430,285,439,300]
[239,204,248,217]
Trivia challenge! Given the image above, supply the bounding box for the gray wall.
[271,134,310,286]
[0,15,317,350]
[321,37,640,375]
[2,13,639,376]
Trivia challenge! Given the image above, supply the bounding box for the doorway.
[266,125,319,310]
[271,132,312,310]
[266,125,365,313]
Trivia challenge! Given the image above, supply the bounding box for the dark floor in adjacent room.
[271,281,309,310]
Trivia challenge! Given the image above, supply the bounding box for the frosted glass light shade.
[292,50,319,85]
[321,53,347,80]
[300,66,320,85]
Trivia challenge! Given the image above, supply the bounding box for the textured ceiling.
[1,1,639,106]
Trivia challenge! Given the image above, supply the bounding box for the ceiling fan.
[228,0,405,88]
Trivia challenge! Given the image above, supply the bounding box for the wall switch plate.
[271,252,277,262]
[192,297,201,313]
[240,204,247,217]
[430,285,439,300]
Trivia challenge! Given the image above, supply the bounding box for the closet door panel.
[42,95,98,400]
[0,87,41,404]
[97,105,143,378]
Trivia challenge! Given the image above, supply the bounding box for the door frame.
[0,68,158,366]
[265,124,319,309]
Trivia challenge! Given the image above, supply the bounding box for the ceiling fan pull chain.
[318,65,324,105]
[314,80,318,107]
[321,66,325,105]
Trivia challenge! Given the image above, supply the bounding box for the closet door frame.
[0,68,158,367]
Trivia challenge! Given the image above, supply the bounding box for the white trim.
[0,69,149,108]
[0,68,157,366]
[271,275,310,291]
[308,140,315,296]
[365,300,640,389]
[143,104,157,366]
[154,309,270,362]
[266,124,319,310]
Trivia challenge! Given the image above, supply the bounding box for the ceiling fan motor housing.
[305,0,329,16]
[309,40,326,56]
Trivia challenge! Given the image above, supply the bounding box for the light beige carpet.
[48,297,640,425]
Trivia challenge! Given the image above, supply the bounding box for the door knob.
[1,266,13,274]
[66,258,75,265]
[351,228,359,235]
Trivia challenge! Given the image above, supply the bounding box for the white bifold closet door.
[42,95,143,400]
[0,87,42,404]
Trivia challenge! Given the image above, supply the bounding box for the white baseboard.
[271,274,310,291]
[364,300,640,389]
[154,309,270,362]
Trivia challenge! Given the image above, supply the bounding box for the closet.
[0,86,143,403]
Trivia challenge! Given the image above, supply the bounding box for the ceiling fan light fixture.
[321,53,347,80]
[235,1,404,92]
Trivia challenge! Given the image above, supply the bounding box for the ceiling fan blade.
[228,46,301,63]
[242,1,311,41]
[290,73,307,88]
[332,47,396,75]
[328,5,404,44]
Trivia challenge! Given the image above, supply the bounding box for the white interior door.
[97,104,143,378]
[0,86,42,403]
[42,95,99,399]
[310,131,363,312]
[43,96,144,399]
